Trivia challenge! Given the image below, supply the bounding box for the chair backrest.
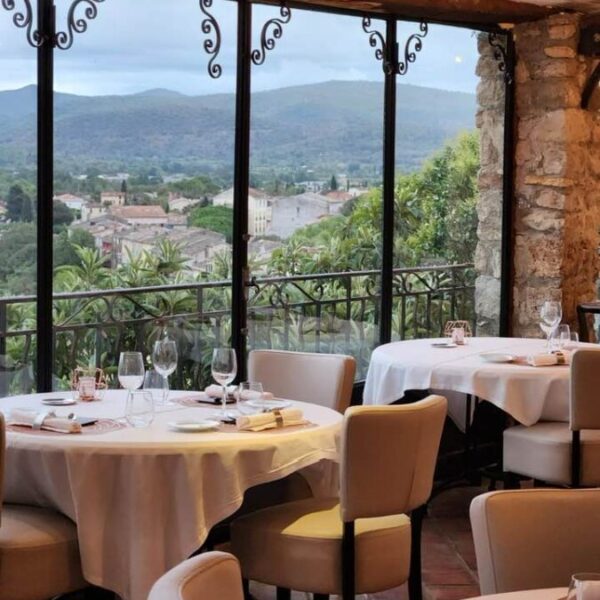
[247,349,356,413]
[471,489,600,594]
[148,552,244,600]
[570,348,600,430]
[340,395,447,522]
[0,413,4,522]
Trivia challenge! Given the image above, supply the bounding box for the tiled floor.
[251,486,483,600]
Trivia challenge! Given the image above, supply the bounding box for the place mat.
[174,395,223,408]
[6,418,126,436]
[217,420,317,434]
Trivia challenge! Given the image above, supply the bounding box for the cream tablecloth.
[466,588,567,600]
[363,337,596,426]
[1,391,342,600]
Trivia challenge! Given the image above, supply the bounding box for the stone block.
[533,189,566,210]
[544,46,577,59]
[524,175,574,188]
[519,209,564,233]
[548,24,577,40]
[514,234,563,279]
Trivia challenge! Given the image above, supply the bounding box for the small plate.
[246,399,292,411]
[41,398,77,406]
[168,419,220,432]
[480,353,516,363]
[431,342,457,348]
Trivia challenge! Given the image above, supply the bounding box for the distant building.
[297,181,324,193]
[324,191,353,214]
[81,202,107,222]
[110,205,168,226]
[54,193,86,212]
[100,192,126,207]
[213,187,270,236]
[72,216,131,264]
[269,192,330,239]
[249,238,283,274]
[168,193,201,213]
[115,226,227,274]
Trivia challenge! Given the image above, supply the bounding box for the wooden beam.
[251,0,552,26]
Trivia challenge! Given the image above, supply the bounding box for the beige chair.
[0,414,87,600]
[503,348,600,487]
[149,551,244,600]
[247,349,356,413]
[231,395,448,600]
[471,488,600,595]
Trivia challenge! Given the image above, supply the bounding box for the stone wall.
[512,13,600,336]
[474,35,505,336]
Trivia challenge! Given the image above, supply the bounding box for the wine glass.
[118,352,145,393]
[557,324,571,350]
[567,573,600,600]
[236,381,263,416]
[540,301,562,348]
[152,339,178,404]
[211,348,237,419]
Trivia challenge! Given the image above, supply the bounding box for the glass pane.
[246,9,384,380]
[0,13,37,396]
[392,25,499,340]
[53,0,236,391]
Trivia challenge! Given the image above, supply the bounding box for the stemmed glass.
[567,573,600,600]
[118,352,145,394]
[540,301,562,348]
[211,348,237,419]
[152,338,178,404]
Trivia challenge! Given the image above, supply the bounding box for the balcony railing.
[0,263,475,395]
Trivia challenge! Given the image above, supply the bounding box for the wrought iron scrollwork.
[397,21,428,76]
[488,32,513,85]
[1,0,43,47]
[361,17,428,77]
[54,0,104,50]
[199,0,222,79]
[251,2,291,66]
[362,16,390,74]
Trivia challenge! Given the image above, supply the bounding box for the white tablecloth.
[1,391,342,600]
[363,337,594,426]
[466,588,567,600]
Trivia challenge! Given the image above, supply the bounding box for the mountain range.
[0,81,476,175]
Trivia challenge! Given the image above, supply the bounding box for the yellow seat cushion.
[231,497,411,595]
[0,504,87,600]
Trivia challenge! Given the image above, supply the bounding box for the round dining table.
[363,337,596,426]
[0,390,342,600]
[465,588,567,600]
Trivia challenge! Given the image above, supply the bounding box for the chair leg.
[314,595,329,600]
[242,578,251,599]
[408,505,426,600]
[342,521,356,600]
[503,471,520,490]
[276,588,291,600]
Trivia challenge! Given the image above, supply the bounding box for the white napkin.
[527,351,570,367]
[205,384,236,398]
[237,408,305,432]
[9,408,82,433]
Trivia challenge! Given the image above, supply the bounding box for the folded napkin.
[527,351,570,367]
[205,384,236,398]
[9,408,82,434]
[238,389,275,401]
[237,408,304,432]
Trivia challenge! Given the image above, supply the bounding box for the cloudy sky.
[0,0,480,96]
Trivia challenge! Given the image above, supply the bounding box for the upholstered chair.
[149,551,244,600]
[471,489,600,595]
[0,413,87,600]
[231,395,448,600]
[247,349,356,413]
[503,348,600,487]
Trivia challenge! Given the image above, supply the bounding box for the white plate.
[246,399,292,411]
[431,342,457,348]
[41,397,77,406]
[167,419,220,432]
[480,353,516,363]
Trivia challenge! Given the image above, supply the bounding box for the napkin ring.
[33,411,52,430]
[273,409,284,428]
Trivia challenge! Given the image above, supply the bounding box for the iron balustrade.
[0,263,474,395]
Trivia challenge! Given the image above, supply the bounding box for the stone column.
[512,13,600,337]
[474,35,505,336]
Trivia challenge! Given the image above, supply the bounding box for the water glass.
[211,348,237,419]
[118,352,145,391]
[125,390,154,428]
[540,301,562,347]
[143,369,169,405]
[236,381,264,416]
[152,339,178,400]
[557,324,571,350]
[567,573,600,600]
